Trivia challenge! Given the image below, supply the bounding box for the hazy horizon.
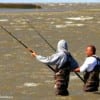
[0,0,100,3]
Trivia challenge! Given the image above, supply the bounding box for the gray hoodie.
[36,40,78,69]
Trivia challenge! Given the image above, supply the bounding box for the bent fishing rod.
[0,25,56,73]
[25,19,85,83]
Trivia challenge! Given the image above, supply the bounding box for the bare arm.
[74,67,80,72]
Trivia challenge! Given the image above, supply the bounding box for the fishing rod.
[74,72,85,83]
[0,25,56,73]
[0,25,33,53]
[25,19,85,83]
[24,18,56,52]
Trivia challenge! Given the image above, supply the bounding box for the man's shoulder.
[85,56,97,63]
[92,56,100,61]
[86,56,100,65]
[87,56,97,59]
[92,56,100,64]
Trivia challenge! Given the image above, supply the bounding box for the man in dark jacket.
[32,40,78,96]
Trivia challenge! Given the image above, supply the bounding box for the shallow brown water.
[0,3,100,100]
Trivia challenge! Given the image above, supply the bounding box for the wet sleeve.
[35,53,60,65]
[68,54,79,70]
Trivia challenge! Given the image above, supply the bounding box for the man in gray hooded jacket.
[32,40,78,96]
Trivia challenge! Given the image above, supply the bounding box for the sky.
[0,0,100,3]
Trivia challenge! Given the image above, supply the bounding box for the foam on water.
[13,19,27,25]
[10,22,15,25]
[0,96,13,99]
[64,21,73,24]
[50,22,55,24]
[4,54,12,57]
[56,25,67,28]
[97,21,100,23]
[55,23,84,28]
[0,19,8,22]
[66,23,84,27]
[74,24,84,26]
[67,16,93,21]
[24,82,39,87]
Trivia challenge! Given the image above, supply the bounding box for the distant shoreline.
[0,3,100,13]
[0,3,42,9]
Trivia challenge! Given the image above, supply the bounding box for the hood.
[57,40,68,52]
